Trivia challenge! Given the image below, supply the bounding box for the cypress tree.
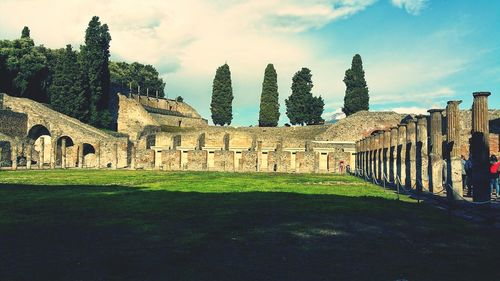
[210,63,233,126]
[342,54,369,116]
[80,16,112,128]
[49,45,88,122]
[308,96,325,125]
[258,64,279,127]
[285,68,313,125]
[21,26,30,38]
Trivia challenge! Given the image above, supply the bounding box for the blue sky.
[0,0,498,125]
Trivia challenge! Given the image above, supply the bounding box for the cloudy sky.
[0,0,498,125]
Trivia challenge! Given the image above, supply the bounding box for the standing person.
[489,155,500,199]
[464,156,473,197]
[461,155,467,193]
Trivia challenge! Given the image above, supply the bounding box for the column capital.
[427,108,445,114]
[473,91,491,98]
[447,100,462,105]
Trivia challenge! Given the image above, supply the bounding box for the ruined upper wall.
[129,93,202,118]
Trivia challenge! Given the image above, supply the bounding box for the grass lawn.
[0,170,499,281]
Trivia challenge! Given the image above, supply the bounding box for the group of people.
[461,154,500,199]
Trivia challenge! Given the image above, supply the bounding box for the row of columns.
[355,92,492,202]
[8,139,112,170]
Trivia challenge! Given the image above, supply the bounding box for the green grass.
[0,170,498,281]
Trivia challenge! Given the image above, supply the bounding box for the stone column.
[370,135,375,178]
[390,127,398,183]
[406,119,417,189]
[363,138,368,176]
[471,92,491,202]
[50,136,57,169]
[397,124,407,187]
[378,133,383,181]
[26,143,32,170]
[78,143,84,168]
[61,138,67,169]
[383,130,390,181]
[374,133,380,181]
[428,109,444,193]
[446,100,463,200]
[130,142,136,169]
[39,137,45,169]
[95,142,101,169]
[11,142,17,170]
[416,115,429,191]
[113,143,119,169]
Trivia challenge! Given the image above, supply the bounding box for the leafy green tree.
[80,16,112,128]
[21,26,30,39]
[48,45,88,121]
[342,54,369,116]
[0,28,49,102]
[210,63,233,126]
[258,64,280,127]
[286,68,312,125]
[109,61,165,97]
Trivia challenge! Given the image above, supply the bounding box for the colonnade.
[355,92,493,202]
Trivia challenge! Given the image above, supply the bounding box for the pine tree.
[80,16,112,128]
[342,54,369,116]
[21,26,30,38]
[49,45,88,122]
[210,63,233,126]
[285,68,313,125]
[258,64,280,127]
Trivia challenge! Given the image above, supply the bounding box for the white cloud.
[391,0,428,15]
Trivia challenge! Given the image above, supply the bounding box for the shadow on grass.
[0,184,499,281]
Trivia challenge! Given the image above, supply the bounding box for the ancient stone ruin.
[355,92,500,202]
[1,90,498,194]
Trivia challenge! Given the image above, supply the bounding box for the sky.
[0,0,498,126]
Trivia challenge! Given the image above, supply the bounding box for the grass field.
[0,170,499,281]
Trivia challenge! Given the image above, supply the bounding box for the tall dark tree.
[286,68,324,125]
[21,26,30,39]
[308,96,325,125]
[210,63,233,126]
[48,45,88,122]
[258,64,280,127]
[80,16,112,128]
[342,54,369,116]
[285,68,312,125]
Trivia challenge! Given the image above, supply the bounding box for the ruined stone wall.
[297,151,315,173]
[240,151,258,172]
[213,150,234,171]
[187,150,207,170]
[0,109,27,138]
[269,151,291,172]
[162,150,181,170]
[150,113,208,128]
[117,95,160,140]
[135,148,154,169]
[133,94,202,118]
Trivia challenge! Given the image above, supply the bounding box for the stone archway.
[82,143,96,168]
[0,141,12,167]
[27,124,51,168]
[56,136,75,168]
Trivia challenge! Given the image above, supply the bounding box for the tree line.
[210,54,369,126]
[0,17,165,129]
